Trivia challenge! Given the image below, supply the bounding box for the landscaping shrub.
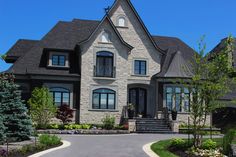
[170,138,192,150]
[56,104,74,125]
[28,87,57,129]
[102,115,115,130]
[223,129,236,155]
[82,124,91,130]
[200,139,217,150]
[0,74,32,142]
[39,134,61,147]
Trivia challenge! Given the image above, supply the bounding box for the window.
[92,88,116,110]
[95,51,114,77]
[134,60,147,75]
[101,32,110,43]
[118,17,126,27]
[52,55,66,66]
[165,86,190,112]
[50,87,70,106]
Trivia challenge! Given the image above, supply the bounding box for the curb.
[28,140,71,157]
[143,142,160,157]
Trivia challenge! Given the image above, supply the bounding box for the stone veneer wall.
[79,0,162,124]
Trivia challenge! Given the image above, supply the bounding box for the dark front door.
[129,88,147,117]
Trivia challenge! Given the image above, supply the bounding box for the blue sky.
[0,0,236,72]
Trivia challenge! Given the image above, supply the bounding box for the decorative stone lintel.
[170,120,179,133]
[128,119,136,133]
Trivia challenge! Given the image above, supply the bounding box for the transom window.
[50,87,70,106]
[52,55,66,66]
[118,17,126,27]
[101,32,110,43]
[165,86,190,112]
[92,88,116,110]
[95,51,114,77]
[134,60,147,75]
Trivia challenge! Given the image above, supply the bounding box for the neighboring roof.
[153,36,196,78]
[108,0,165,55]
[78,16,133,50]
[208,37,236,68]
[5,39,39,62]
[5,19,100,76]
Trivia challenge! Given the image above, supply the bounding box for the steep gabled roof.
[108,0,165,54]
[78,16,133,50]
[153,36,196,78]
[5,39,39,63]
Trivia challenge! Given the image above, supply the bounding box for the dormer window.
[52,55,65,66]
[48,52,69,68]
[101,32,110,43]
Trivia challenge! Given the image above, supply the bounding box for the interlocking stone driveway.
[42,134,187,157]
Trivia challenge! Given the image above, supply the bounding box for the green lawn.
[151,138,223,157]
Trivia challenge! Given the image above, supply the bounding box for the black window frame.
[52,55,66,66]
[134,60,147,75]
[50,87,70,107]
[92,88,116,110]
[95,51,114,78]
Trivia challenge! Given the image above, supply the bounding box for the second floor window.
[134,60,147,75]
[95,51,114,77]
[52,55,66,66]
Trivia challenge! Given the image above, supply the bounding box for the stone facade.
[79,0,162,124]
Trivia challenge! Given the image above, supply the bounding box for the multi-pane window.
[52,55,66,66]
[96,51,114,77]
[134,60,147,75]
[165,86,190,112]
[50,87,70,106]
[101,32,110,43]
[92,89,116,110]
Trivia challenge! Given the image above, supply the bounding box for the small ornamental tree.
[56,104,74,125]
[0,74,32,142]
[185,36,236,148]
[28,87,57,129]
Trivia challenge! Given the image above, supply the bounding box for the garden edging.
[28,140,71,157]
[143,142,160,157]
[37,129,129,135]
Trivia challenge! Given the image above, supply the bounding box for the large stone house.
[4,0,211,129]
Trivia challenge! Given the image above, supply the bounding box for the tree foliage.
[28,87,57,129]
[186,36,235,148]
[0,73,32,142]
[56,104,74,125]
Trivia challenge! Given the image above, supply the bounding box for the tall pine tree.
[0,74,32,142]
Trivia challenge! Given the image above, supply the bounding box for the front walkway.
[42,134,187,157]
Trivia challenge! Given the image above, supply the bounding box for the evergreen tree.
[0,115,6,143]
[0,74,32,142]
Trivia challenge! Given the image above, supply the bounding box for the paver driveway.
[42,134,187,157]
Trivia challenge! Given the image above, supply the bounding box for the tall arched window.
[95,51,114,77]
[101,32,110,43]
[92,88,116,110]
[117,17,126,27]
[50,87,70,106]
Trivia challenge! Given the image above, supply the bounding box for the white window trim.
[132,58,149,76]
[116,15,128,28]
[48,52,69,68]
[99,31,112,43]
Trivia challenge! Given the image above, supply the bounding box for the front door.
[129,88,147,117]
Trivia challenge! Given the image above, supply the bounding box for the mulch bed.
[169,147,199,157]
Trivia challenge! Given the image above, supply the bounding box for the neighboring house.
[4,0,202,126]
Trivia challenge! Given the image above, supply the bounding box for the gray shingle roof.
[153,36,196,78]
[5,39,38,62]
[6,19,100,76]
